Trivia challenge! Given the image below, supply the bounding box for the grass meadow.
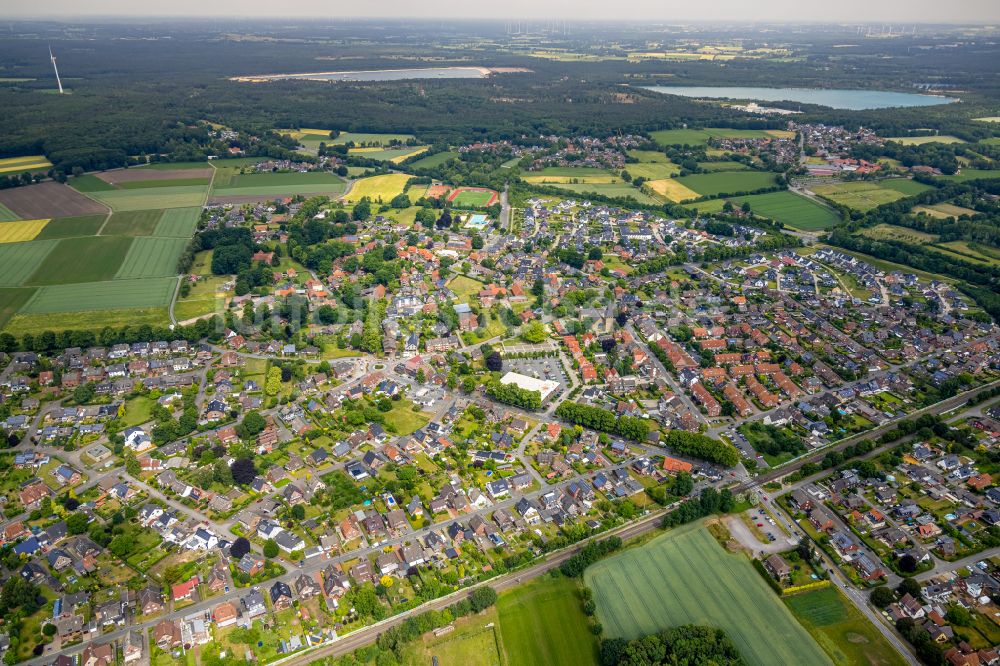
[706,191,842,230]
[496,576,598,666]
[785,586,905,666]
[813,180,930,212]
[584,521,830,666]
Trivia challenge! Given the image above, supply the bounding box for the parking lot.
[504,355,572,396]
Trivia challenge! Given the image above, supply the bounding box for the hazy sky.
[3,0,999,22]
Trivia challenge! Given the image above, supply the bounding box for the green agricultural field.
[628,150,671,163]
[698,161,751,171]
[878,179,932,196]
[884,135,964,145]
[21,277,177,314]
[938,169,1000,182]
[724,191,841,231]
[497,576,598,666]
[4,308,169,334]
[861,224,938,244]
[101,210,162,236]
[154,207,201,237]
[0,240,58,286]
[328,131,414,146]
[677,171,778,197]
[785,587,905,666]
[585,521,830,666]
[33,214,106,240]
[213,171,346,195]
[27,236,133,285]
[625,162,680,180]
[0,288,37,329]
[69,175,117,192]
[117,177,210,189]
[349,146,428,163]
[651,127,792,146]
[542,182,661,204]
[0,203,19,222]
[408,150,460,169]
[116,237,188,278]
[89,185,208,211]
[812,181,921,212]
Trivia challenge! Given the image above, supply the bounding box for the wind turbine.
[49,46,63,94]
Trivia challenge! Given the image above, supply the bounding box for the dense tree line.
[661,487,735,528]
[600,625,746,666]
[555,401,651,442]
[560,536,623,577]
[662,430,740,467]
[485,381,542,410]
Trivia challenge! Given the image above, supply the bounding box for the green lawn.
[447,275,485,301]
[785,586,906,666]
[383,400,431,436]
[585,521,830,666]
[123,396,155,426]
[27,235,133,285]
[497,576,598,666]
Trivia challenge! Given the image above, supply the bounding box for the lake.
[234,67,493,83]
[643,86,959,110]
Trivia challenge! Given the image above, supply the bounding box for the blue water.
[644,85,959,110]
[260,67,489,82]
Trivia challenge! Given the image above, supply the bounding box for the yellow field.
[974,117,1000,123]
[914,203,978,219]
[0,219,49,243]
[342,174,413,203]
[523,175,621,184]
[647,179,700,202]
[0,156,53,174]
[347,146,430,163]
[766,130,796,139]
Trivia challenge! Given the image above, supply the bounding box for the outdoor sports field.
[584,521,830,666]
[448,187,499,208]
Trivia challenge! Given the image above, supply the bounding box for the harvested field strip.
[34,214,106,240]
[27,236,133,285]
[154,207,201,237]
[22,277,177,313]
[116,237,188,278]
[0,219,49,244]
[646,178,700,202]
[0,288,36,329]
[0,182,108,218]
[0,241,58,286]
